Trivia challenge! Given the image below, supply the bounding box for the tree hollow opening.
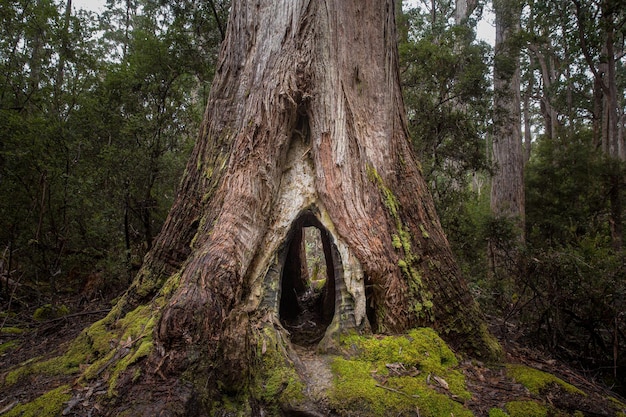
[279,215,336,347]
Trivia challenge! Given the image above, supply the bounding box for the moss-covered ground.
[507,364,586,396]
[2,385,71,417]
[0,286,162,416]
[1,307,625,417]
[328,329,473,416]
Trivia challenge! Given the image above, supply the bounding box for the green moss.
[610,399,626,417]
[102,305,156,396]
[85,317,116,355]
[505,400,548,417]
[33,304,70,321]
[367,166,433,320]
[1,326,26,335]
[250,326,305,412]
[488,408,509,417]
[4,333,92,387]
[108,339,153,396]
[135,270,167,298]
[312,278,327,291]
[4,384,71,417]
[330,330,473,416]
[158,272,181,299]
[82,348,117,381]
[343,329,458,370]
[4,301,157,399]
[367,166,400,219]
[0,340,20,354]
[608,396,626,409]
[117,304,155,340]
[507,364,585,396]
[476,323,502,360]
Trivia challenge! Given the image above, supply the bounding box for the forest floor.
[0,289,624,416]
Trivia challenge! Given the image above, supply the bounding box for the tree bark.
[490,0,524,282]
[94,0,499,414]
[455,0,478,24]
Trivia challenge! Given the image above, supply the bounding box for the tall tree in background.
[399,0,492,281]
[56,0,499,414]
[510,0,625,385]
[573,0,625,250]
[490,0,524,279]
[455,0,478,24]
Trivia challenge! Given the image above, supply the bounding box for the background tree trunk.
[99,0,500,413]
[455,0,477,24]
[490,0,524,282]
[573,0,625,250]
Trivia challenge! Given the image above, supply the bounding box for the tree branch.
[207,0,226,41]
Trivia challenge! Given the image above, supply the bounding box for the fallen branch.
[0,400,18,414]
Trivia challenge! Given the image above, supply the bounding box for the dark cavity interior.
[279,215,336,347]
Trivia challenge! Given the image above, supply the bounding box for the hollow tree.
[85,0,499,414]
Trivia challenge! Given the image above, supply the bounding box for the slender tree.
[573,0,626,250]
[490,0,524,279]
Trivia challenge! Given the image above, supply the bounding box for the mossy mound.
[329,328,473,417]
[507,364,585,396]
[504,400,548,417]
[32,304,70,321]
[2,303,155,394]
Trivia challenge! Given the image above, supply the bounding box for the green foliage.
[520,131,625,391]
[398,5,494,301]
[399,10,492,206]
[526,131,607,247]
[0,0,225,303]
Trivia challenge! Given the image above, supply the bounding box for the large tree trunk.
[87,0,499,414]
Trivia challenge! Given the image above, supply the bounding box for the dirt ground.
[1,290,624,416]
